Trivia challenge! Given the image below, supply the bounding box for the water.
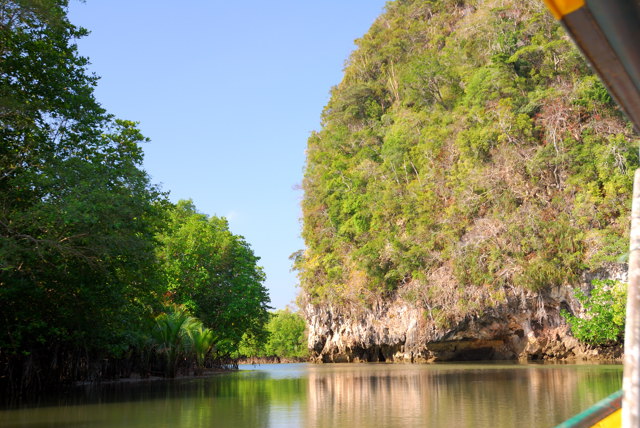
[0,362,622,428]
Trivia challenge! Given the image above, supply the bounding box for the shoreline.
[73,367,234,386]
[237,356,308,365]
[70,353,622,387]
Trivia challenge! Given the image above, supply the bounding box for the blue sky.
[68,1,388,310]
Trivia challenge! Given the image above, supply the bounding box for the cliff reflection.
[306,363,622,428]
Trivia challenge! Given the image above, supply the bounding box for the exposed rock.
[303,263,626,363]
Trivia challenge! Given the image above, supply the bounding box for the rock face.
[304,264,626,363]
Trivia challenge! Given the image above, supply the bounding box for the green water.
[0,362,623,428]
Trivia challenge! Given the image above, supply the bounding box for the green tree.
[158,200,271,358]
[0,0,164,391]
[237,331,266,358]
[264,310,308,359]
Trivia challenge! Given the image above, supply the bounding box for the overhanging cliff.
[298,0,636,361]
[304,264,626,362]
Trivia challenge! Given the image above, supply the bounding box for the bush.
[561,279,626,345]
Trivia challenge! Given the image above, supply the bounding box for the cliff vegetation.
[297,0,636,326]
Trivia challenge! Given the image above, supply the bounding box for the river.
[0,362,622,428]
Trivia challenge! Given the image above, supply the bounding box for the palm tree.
[184,322,216,375]
[152,304,194,377]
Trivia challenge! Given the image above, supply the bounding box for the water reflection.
[0,363,622,428]
[1,367,308,428]
[305,363,621,427]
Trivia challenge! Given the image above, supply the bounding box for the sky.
[67,1,389,310]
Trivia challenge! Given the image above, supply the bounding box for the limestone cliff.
[298,0,636,364]
[304,264,626,362]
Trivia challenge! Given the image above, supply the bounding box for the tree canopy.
[238,309,308,360]
[158,200,271,357]
[263,310,307,359]
[1,0,165,389]
[0,1,272,392]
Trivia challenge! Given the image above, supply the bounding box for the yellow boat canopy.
[544,3,640,427]
[543,0,640,132]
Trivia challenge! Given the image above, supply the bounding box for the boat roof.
[544,0,640,132]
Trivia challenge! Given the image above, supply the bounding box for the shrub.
[561,279,626,345]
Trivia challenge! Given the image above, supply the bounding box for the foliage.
[184,322,216,374]
[152,304,217,376]
[237,331,266,358]
[264,310,308,358]
[298,0,636,313]
[157,200,271,358]
[152,304,195,377]
[561,280,627,346]
[0,1,270,391]
[238,309,308,359]
[0,0,165,392]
